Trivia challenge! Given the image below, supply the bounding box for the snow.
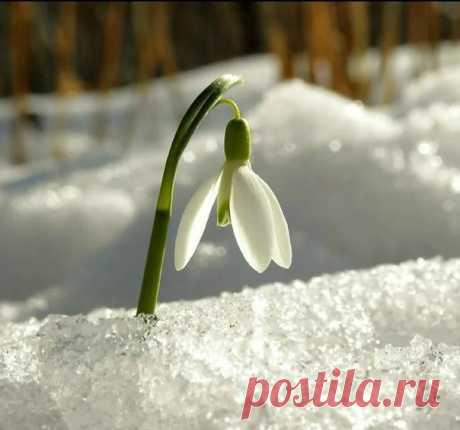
[400,65,460,114]
[1,258,459,429]
[2,48,460,428]
[4,54,460,319]
[250,79,401,145]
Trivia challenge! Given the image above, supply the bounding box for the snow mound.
[0,181,136,301]
[402,103,460,167]
[6,79,460,318]
[401,65,460,113]
[1,258,459,429]
[250,80,401,146]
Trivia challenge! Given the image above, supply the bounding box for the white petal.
[175,175,220,270]
[254,175,292,268]
[230,165,274,272]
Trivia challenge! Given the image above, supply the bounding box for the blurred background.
[4,2,460,320]
[1,1,460,163]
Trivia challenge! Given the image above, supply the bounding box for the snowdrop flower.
[175,117,292,273]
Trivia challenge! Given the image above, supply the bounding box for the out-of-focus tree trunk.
[56,2,80,95]
[408,2,440,76]
[53,1,80,159]
[347,1,370,101]
[151,2,177,76]
[259,3,295,80]
[452,3,460,40]
[134,2,176,83]
[9,1,32,164]
[99,2,125,92]
[94,2,126,147]
[380,2,401,104]
[127,3,177,149]
[303,2,352,96]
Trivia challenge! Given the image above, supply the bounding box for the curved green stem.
[218,98,241,119]
[136,74,243,316]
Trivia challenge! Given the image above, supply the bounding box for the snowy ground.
[1,258,459,429]
[2,49,460,428]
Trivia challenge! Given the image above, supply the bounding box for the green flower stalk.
[136,75,242,315]
[136,75,292,316]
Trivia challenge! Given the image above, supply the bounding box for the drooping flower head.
[175,116,292,273]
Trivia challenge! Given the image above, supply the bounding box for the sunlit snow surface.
[2,54,460,428]
[1,258,460,429]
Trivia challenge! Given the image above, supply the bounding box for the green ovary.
[224,118,251,162]
[217,117,251,227]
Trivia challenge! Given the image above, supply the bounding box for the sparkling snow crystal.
[1,258,460,429]
[3,55,460,429]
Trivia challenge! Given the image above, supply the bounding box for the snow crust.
[1,258,459,429]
